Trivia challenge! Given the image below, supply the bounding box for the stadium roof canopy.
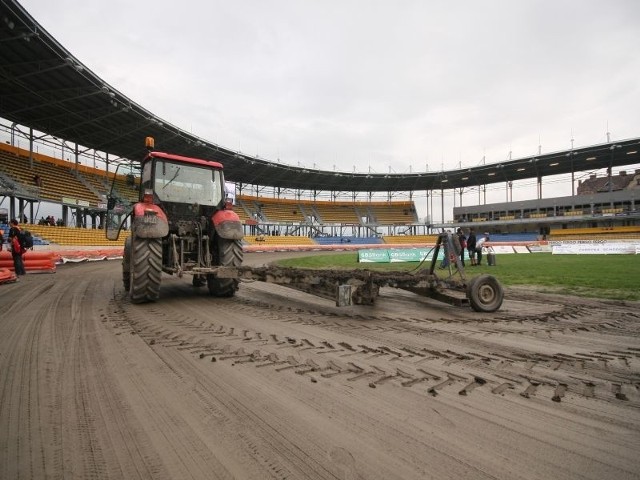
[1,0,639,193]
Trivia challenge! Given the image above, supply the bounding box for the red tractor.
[106,137,244,303]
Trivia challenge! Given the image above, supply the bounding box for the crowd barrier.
[0,267,17,284]
[0,251,57,273]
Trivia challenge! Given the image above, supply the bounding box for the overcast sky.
[16,0,640,220]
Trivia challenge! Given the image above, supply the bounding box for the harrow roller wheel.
[467,274,504,312]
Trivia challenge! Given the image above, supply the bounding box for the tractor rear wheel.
[466,274,504,312]
[208,237,243,297]
[122,236,131,291]
[129,236,162,303]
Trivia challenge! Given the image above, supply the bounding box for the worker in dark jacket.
[456,228,467,267]
[8,219,26,276]
[467,228,477,266]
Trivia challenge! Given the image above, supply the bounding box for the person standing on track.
[467,228,477,266]
[8,219,26,276]
[475,232,490,266]
[456,227,467,267]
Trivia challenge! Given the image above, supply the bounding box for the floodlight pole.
[609,145,614,194]
[571,159,575,197]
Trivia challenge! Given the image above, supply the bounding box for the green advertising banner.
[358,249,391,263]
[359,248,445,263]
[389,248,430,262]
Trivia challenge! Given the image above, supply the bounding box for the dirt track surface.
[1,252,639,479]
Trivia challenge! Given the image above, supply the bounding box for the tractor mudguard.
[132,203,169,238]
[212,209,244,240]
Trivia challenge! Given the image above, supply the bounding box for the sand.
[0,252,638,479]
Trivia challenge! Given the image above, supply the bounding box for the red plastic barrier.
[54,248,124,264]
[25,252,56,272]
[24,259,56,268]
[0,251,56,273]
[0,252,14,270]
[0,268,17,284]
[25,251,57,260]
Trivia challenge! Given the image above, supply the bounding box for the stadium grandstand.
[1,0,639,250]
[453,168,640,239]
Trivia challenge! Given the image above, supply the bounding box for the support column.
[28,127,34,168]
[62,205,69,226]
[537,176,542,200]
[18,199,25,223]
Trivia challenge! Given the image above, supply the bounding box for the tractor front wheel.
[208,237,243,297]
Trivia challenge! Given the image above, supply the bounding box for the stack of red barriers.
[0,250,57,274]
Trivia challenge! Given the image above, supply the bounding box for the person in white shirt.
[475,232,490,265]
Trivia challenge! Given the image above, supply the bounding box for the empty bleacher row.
[236,195,418,226]
[311,201,362,224]
[0,146,101,206]
[0,144,139,209]
[548,225,640,241]
[0,222,129,247]
[239,196,306,223]
[243,235,316,247]
[108,174,140,204]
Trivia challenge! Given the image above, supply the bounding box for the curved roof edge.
[1,0,639,193]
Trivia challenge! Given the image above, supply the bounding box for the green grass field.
[277,252,640,301]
